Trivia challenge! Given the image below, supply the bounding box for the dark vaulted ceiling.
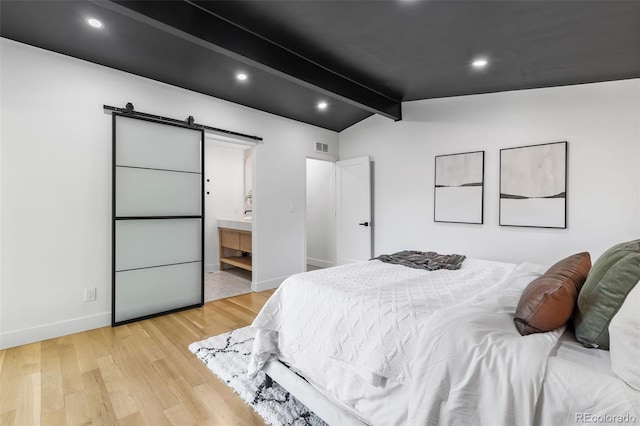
[2,0,639,132]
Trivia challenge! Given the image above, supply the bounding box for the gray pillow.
[574,239,640,349]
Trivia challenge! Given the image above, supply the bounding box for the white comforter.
[249,259,569,425]
[407,263,564,426]
[248,259,516,386]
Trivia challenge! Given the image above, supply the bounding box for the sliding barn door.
[112,114,204,325]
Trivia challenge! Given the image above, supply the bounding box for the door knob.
[359,221,370,227]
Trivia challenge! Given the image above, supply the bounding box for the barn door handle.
[359,221,370,227]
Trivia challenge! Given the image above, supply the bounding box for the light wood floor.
[0,290,276,426]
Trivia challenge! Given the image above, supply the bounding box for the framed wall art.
[499,141,567,228]
[434,151,484,224]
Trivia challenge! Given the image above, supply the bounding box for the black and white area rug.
[189,327,327,426]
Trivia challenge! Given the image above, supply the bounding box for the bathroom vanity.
[218,219,252,271]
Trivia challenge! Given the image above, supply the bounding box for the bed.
[247,253,640,426]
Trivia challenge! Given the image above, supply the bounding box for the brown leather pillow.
[514,252,591,335]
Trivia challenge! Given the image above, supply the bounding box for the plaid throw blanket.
[373,250,466,271]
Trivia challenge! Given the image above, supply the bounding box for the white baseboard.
[0,312,111,350]
[307,257,334,269]
[252,275,288,292]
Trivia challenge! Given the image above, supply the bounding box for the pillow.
[574,239,640,349]
[609,280,640,391]
[514,252,591,335]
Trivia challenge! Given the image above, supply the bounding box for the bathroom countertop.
[217,218,252,232]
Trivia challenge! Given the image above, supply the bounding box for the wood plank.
[81,368,119,424]
[72,331,99,374]
[57,339,85,396]
[0,289,276,425]
[14,370,41,426]
[64,391,91,425]
[41,408,65,425]
[163,403,195,426]
[220,256,252,271]
[95,355,139,419]
[0,410,16,426]
[40,340,64,415]
[0,342,41,419]
[193,381,264,425]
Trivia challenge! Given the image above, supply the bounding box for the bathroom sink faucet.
[244,209,252,215]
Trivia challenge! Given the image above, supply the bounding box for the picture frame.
[434,150,484,224]
[499,141,567,228]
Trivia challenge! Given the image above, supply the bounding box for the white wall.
[204,140,246,272]
[306,158,336,268]
[0,38,338,349]
[340,79,640,266]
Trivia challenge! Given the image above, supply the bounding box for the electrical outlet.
[84,287,97,302]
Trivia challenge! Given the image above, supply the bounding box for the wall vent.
[315,142,329,153]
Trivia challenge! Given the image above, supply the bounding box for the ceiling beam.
[95,0,402,122]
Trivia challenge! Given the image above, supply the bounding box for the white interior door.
[336,156,372,265]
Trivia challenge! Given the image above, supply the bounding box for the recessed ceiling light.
[87,18,103,29]
[317,101,328,111]
[236,72,248,81]
[471,58,489,69]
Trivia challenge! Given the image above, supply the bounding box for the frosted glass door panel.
[115,262,202,323]
[115,219,201,271]
[113,113,203,326]
[116,116,201,172]
[116,167,201,216]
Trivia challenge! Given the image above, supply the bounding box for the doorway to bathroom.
[204,135,255,301]
[305,157,336,271]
